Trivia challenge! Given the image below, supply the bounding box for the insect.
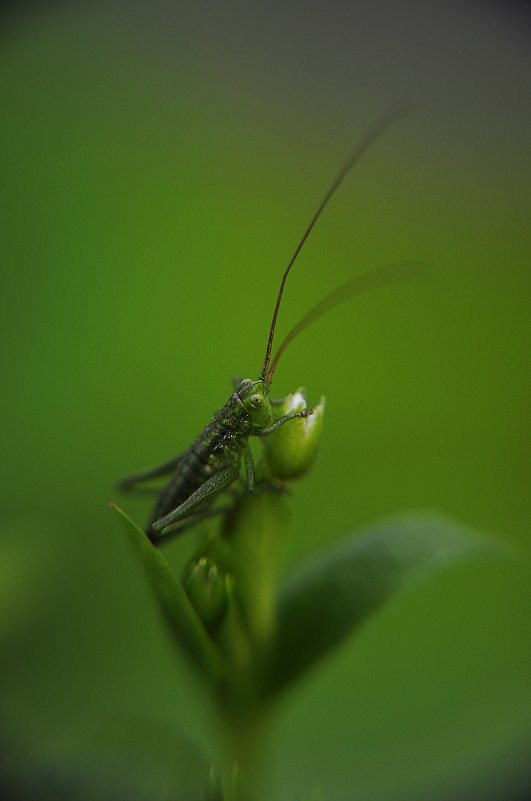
[119,111,421,544]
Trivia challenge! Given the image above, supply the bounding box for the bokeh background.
[1,1,530,799]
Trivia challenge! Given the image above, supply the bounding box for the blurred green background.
[1,2,530,799]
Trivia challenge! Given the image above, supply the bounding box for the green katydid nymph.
[119,112,422,544]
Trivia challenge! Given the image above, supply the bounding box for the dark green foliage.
[112,504,494,704]
[268,514,495,694]
[111,504,229,685]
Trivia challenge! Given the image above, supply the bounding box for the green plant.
[111,397,492,801]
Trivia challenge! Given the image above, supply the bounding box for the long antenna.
[266,261,426,383]
[259,106,409,383]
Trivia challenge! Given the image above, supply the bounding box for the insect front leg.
[254,409,310,437]
[149,463,241,539]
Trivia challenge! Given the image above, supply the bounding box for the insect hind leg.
[147,505,230,544]
[149,463,240,539]
[118,453,183,491]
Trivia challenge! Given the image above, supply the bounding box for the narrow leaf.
[111,504,228,683]
[268,513,497,694]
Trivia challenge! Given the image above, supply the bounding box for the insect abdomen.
[147,396,249,532]
[148,447,215,525]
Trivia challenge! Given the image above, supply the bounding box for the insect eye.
[250,394,262,408]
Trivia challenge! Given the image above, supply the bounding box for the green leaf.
[3,717,210,801]
[111,504,228,684]
[267,513,498,695]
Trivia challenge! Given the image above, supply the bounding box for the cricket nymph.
[144,378,305,541]
[119,109,421,544]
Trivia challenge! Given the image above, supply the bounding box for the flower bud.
[264,389,325,480]
[182,556,228,629]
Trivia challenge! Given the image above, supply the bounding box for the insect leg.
[254,410,309,437]
[119,486,163,498]
[150,463,240,536]
[118,453,184,491]
[243,444,257,493]
[148,505,231,544]
[243,444,286,496]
